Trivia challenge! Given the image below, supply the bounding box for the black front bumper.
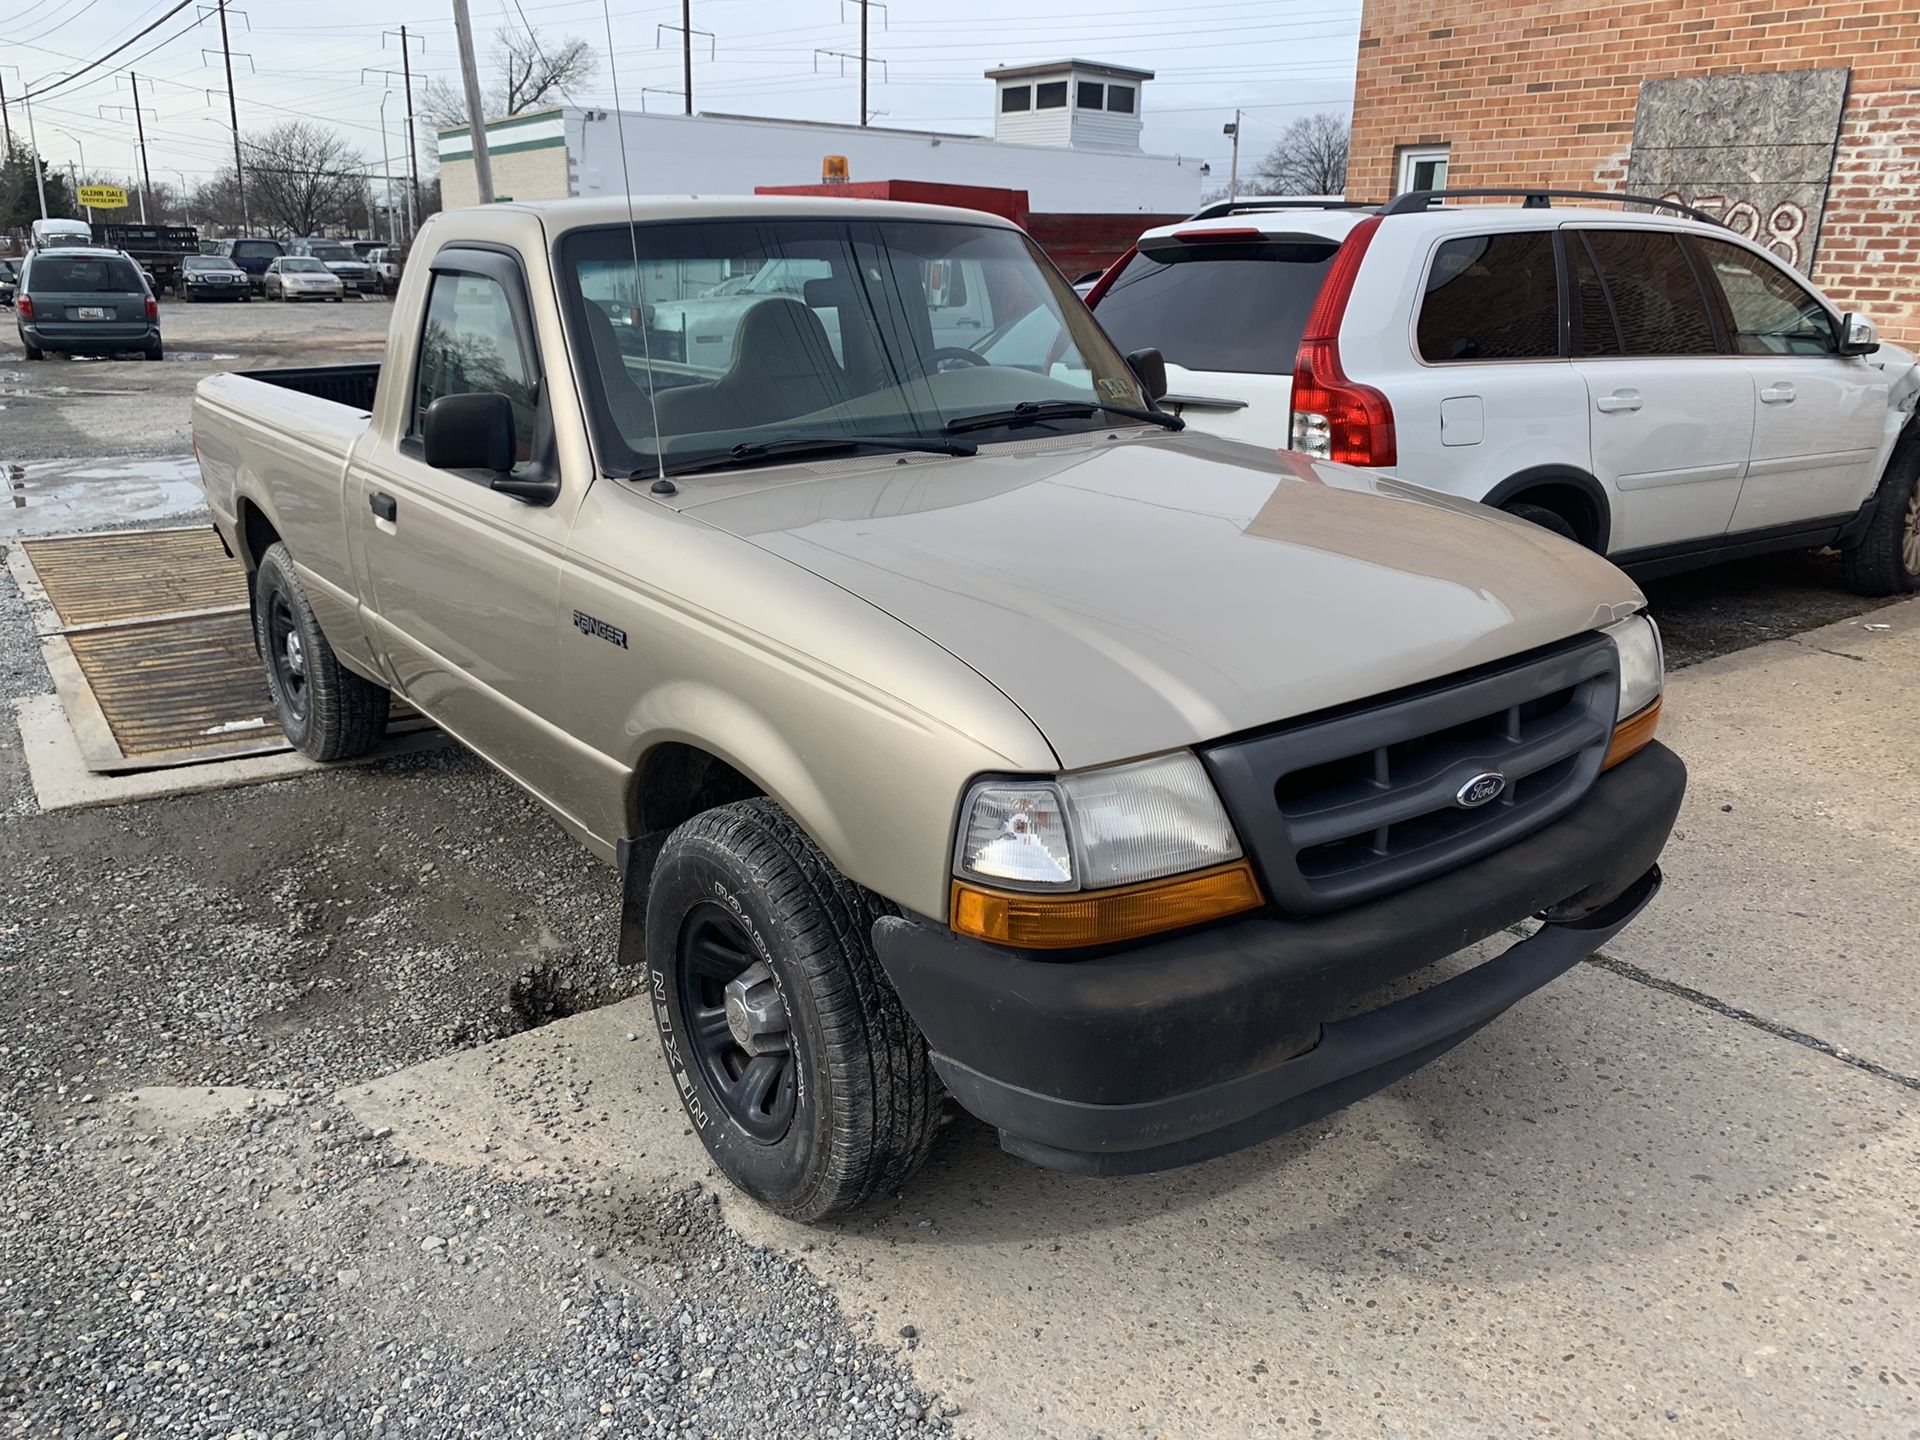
[872,741,1685,1176]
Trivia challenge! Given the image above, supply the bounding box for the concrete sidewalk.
[345,600,1920,1440]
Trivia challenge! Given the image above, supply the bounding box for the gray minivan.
[16,247,162,361]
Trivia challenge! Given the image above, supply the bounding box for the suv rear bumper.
[20,321,160,352]
[872,741,1684,1176]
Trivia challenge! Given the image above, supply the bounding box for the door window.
[1573,229,1719,357]
[1689,237,1837,356]
[1416,232,1560,362]
[412,270,538,472]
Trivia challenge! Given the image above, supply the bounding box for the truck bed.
[236,364,382,413]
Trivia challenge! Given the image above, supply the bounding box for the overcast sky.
[3,0,1362,191]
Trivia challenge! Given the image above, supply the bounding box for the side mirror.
[423,391,515,473]
[1839,312,1879,357]
[1125,346,1169,403]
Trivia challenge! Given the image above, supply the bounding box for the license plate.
[77,306,107,320]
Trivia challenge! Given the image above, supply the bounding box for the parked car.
[0,259,18,310]
[288,237,380,295]
[263,257,345,302]
[1089,191,1920,595]
[215,237,286,293]
[367,245,406,296]
[193,196,1684,1219]
[180,253,252,302]
[14,246,161,361]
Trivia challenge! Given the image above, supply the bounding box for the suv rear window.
[1092,240,1340,375]
[1417,232,1560,362]
[28,256,143,292]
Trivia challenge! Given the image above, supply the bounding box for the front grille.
[1202,636,1618,914]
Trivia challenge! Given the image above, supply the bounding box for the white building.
[436,60,1203,215]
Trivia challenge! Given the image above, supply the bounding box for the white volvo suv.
[1089,190,1920,593]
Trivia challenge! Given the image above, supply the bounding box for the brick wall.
[440,146,570,212]
[1347,0,1920,345]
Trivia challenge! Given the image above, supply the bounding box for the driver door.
[350,247,589,813]
[1687,235,1890,532]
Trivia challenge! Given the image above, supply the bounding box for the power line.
[23,0,199,100]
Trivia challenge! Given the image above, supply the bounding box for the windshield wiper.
[637,434,979,480]
[943,398,1184,435]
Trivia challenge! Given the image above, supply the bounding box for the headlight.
[956,752,1242,891]
[951,753,1261,948]
[1602,613,1664,769]
[1604,613,1663,721]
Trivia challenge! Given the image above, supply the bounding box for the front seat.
[656,298,852,439]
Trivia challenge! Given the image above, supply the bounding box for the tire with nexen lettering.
[644,798,942,1219]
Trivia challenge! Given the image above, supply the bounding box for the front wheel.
[645,799,942,1220]
[1843,439,1920,596]
[253,541,390,760]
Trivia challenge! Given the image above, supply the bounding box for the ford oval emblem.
[1455,771,1507,809]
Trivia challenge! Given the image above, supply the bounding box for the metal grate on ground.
[65,610,280,759]
[19,528,248,629]
[10,526,428,775]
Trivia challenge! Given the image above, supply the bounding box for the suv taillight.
[1288,214,1396,467]
[16,295,32,319]
[145,295,159,320]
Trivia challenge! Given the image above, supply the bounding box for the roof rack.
[1186,198,1377,222]
[1379,188,1723,226]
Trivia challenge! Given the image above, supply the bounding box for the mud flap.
[615,832,668,968]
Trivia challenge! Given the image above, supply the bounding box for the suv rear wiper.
[641,434,979,479]
[943,398,1184,435]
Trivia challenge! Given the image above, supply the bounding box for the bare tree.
[1253,112,1351,197]
[242,122,365,238]
[420,26,597,127]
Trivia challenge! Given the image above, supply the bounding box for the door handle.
[1759,383,1796,404]
[1594,390,1642,414]
[369,492,398,523]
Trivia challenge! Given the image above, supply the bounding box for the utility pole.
[21,71,48,220]
[217,0,247,229]
[384,25,422,229]
[1,71,12,151]
[1224,109,1241,201]
[682,0,694,115]
[859,0,868,128]
[452,0,494,203]
[130,72,155,223]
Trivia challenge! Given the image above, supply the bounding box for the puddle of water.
[2,454,206,536]
[166,352,242,362]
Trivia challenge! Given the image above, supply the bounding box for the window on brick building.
[1573,228,1719,357]
[1690,237,1838,356]
[1417,232,1561,362]
[1396,145,1449,194]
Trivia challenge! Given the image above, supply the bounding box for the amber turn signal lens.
[1604,696,1662,770]
[950,861,1264,950]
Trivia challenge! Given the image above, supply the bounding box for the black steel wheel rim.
[675,903,797,1144]
[267,591,309,722]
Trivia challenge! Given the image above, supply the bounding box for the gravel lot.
[0,291,1906,1437]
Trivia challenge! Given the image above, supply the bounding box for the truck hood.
[670,432,1644,768]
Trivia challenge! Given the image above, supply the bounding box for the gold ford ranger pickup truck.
[191,196,1685,1219]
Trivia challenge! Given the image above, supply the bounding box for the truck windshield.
[557,218,1148,477]
[307,244,356,262]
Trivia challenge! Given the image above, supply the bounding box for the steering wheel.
[917,346,991,375]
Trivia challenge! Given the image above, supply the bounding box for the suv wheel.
[1843,439,1920,596]
[22,340,43,361]
[253,541,391,760]
[645,799,942,1220]
[1501,501,1579,543]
